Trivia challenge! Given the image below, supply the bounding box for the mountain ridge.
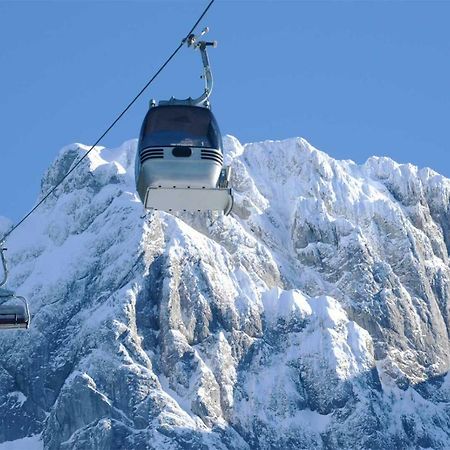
[0,135,449,449]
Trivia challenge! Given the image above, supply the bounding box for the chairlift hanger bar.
[0,0,216,245]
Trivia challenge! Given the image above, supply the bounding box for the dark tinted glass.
[172,147,192,157]
[140,106,221,149]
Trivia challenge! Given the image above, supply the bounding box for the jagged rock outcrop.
[0,136,449,449]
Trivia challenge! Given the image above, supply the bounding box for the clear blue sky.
[1,1,449,222]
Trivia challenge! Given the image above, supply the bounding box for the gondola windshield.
[140,106,221,149]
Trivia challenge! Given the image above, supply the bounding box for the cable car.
[135,29,233,215]
[0,246,30,330]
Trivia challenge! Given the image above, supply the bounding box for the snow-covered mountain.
[0,136,449,449]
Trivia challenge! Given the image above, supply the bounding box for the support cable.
[0,0,215,244]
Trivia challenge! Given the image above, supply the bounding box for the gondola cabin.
[134,29,233,215]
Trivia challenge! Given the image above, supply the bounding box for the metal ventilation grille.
[140,148,164,163]
[201,149,223,166]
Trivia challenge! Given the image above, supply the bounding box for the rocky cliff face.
[0,136,449,449]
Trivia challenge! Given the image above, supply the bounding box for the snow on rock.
[262,287,311,326]
[0,136,449,449]
[0,435,43,450]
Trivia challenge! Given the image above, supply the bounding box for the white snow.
[262,287,311,324]
[7,391,27,407]
[1,133,450,448]
[0,435,43,450]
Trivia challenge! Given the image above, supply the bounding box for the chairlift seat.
[0,303,30,329]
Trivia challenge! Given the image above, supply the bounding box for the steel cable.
[0,0,215,244]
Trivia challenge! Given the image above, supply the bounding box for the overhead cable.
[0,0,216,244]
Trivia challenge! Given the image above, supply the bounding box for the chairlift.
[0,246,30,330]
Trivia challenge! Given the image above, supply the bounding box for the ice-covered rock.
[0,135,449,449]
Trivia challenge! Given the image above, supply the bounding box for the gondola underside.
[144,186,233,215]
